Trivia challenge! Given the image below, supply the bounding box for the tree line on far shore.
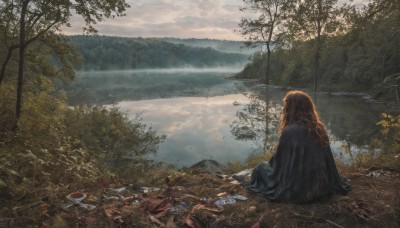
[69,35,248,71]
[236,0,399,99]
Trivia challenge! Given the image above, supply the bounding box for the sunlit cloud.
[62,0,365,41]
[62,0,246,40]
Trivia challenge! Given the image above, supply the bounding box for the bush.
[0,78,165,203]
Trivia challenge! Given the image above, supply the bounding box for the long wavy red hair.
[280,90,329,147]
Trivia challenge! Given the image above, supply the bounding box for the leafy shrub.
[0,78,165,202]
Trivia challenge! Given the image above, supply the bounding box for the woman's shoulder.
[280,123,310,143]
[283,122,308,135]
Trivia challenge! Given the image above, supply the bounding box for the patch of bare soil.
[1,167,399,227]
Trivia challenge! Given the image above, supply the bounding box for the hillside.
[68,35,248,71]
[159,37,256,55]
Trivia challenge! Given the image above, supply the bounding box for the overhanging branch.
[0,44,19,86]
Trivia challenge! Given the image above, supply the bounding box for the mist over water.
[77,67,246,75]
[64,69,388,167]
[65,68,248,105]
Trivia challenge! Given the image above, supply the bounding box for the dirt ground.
[1,167,399,227]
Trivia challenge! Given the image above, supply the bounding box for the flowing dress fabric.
[243,123,350,203]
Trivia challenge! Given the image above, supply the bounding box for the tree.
[0,0,129,121]
[230,86,282,151]
[238,0,293,152]
[238,0,293,85]
[289,0,341,94]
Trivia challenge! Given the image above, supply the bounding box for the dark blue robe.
[241,123,350,203]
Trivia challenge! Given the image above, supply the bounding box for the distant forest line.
[158,37,256,55]
[69,35,249,71]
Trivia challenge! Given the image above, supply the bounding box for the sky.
[62,0,367,41]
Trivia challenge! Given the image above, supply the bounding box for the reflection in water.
[64,70,248,105]
[230,86,282,152]
[71,70,389,167]
[230,86,386,163]
[118,85,385,167]
[117,95,258,167]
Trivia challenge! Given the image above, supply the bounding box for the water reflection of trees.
[230,86,283,152]
[63,72,247,105]
[316,95,381,146]
[231,86,384,154]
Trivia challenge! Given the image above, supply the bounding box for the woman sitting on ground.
[237,90,350,203]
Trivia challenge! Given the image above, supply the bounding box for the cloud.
[62,0,245,40]
[62,0,361,40]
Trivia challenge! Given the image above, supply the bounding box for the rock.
[0,179,10,199]
[190,159,225,174]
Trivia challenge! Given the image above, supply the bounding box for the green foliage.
[0,0,170,223]
[0,78,165,201]
[374,113,400,168]
[0,0,130,120]
[159,37,254,55]
[346,113,400,169]
[377,113,400,135]
[239,52,266,80]
[238,0,294,84]
[64,105,166,161]
[69,35,248,70]
[0,0,130,40]
[0,79,100,201]
[289,0,341,41]
[235,0,400,96]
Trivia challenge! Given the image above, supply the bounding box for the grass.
[1,160,398,227]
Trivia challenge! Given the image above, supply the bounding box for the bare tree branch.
[25,19,60,48]
[0,44,19,85]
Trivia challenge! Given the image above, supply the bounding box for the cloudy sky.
[63,0,367,41]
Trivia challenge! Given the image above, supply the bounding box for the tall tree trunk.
[16,1,28,121]
[0,45,18,86]
[265,19,274,87]
[381,51,386,82]
[264,45,271,151]
[264,21,275,150]
[314,37,320,94]
[313,1,324,97]
[264,88,269,152]
[266,46,271,86]
[314,17,322,96]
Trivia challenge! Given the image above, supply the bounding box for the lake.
[68,69,390,167]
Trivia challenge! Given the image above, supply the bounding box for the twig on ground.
[370,184,379,195]
[13,201,42,212]
[325,219,345,228]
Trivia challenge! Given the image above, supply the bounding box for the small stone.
[248,206,256,212]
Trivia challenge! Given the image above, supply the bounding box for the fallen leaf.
[149,215,165,227]
[185,215,198,228]
[199,206,224,213]
[104,205,123,223]
[166,216,178,228]
[85,216,96,227]
[142,198,173,218]
[251,221,260,228]
[217,192,227,197]
[251,213,266,228]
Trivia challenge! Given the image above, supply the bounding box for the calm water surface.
[71,69,389,167]
[118,94,256,167]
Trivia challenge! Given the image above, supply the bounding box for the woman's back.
[241,90,350,204]
[269,123,349,203]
